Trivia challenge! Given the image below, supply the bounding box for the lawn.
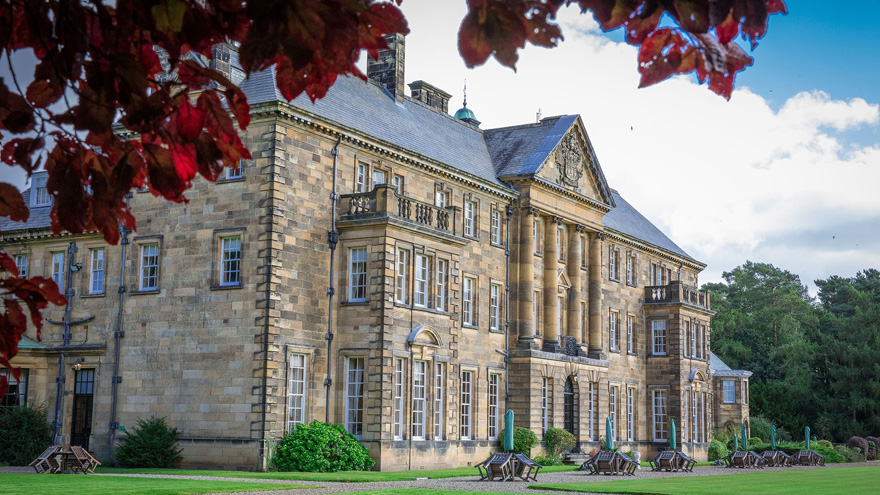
[531,466,880,495]
[0,473,315,495]
[95,464,579,482]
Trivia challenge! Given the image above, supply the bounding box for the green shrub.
[749,442,847,463]
[0,404,52,466]
[866,441,877,461]
[834,445,866,463]
[114,417,183,468]
[543,428,576,458]
[532,453,563,466]
[816,439,833,449]
[708,439,729,461]
[513,427,539,455]
[273,421,373,472]
[748,416,773,444]
[712,428,731,445]
[748,437,762,447]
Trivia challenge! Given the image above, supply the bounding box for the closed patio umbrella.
[504,410,514,452]
[670,419,677,451]
[606,416,614,450]
[733,433,738,451]
[805,426,811,450]
[741,424,748,450]
[771,425,776,450]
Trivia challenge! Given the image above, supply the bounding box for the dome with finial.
[453,80,481,126]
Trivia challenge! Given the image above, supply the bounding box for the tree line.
[706,261,880,442]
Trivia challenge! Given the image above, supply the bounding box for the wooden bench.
[476,453,511,481]
[28,446,60,474]
[512,453,542,481]
[649,451,677,472]
[675,451,697,472]
[616,451,637,475]
[69,446,101,474]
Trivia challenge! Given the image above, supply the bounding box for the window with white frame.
[372,169,386,186]
[557,224,565,261]
[609,248,618,280]
[691,390,698,442]
[557,296,564,341]
[89,248,104,294]
[345,357,364,438]
[580,234,587,268]
[651,262,661,285]
[488,373,499,440]
[683,393,688,442]
[436,259,448,311]
[491,209,501,244]
[626,254,634,284]
[0,368,28,407]
[609,385,618,441]
[588,381,595,441]
[51,252,64,287]
[689,320,696,357]
[652,320,667,355]
[414,254,429,307]
[723,380,735,403]
[580,301,587,342]
[31,175,50,207]
[396,248,408,304]
[489,283,501,331]
[412,360,426,440]
[533,291,539,335]
[287,354,306,431]
[743,381,748,404]
[460,370,473,439]
[626,388,634,441]
[139,243,159,291]
[541,376,550,433]
[462,276,475,326]
[702,392,707,442]
[701,324,707,359]
[14,254,27,278]
[609,310,619,351]
[666,267,672,284]
[696,322,703,359]
[220,236,241,286]
[355,162,367,193]
[627,314,635,353]
[533,219,539,254]
[392,174,404,194]
[435,189,447,208]
[463,200,475,237]
[226,160,243,179]
[653,389,668,441]
[434,362,445,440]
[393,358,404,440]
[348,247,367,301]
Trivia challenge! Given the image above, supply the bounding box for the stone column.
[517,207,538,349]
[588,231,605,358]
[566,225,584,341]
[543,215,560,352]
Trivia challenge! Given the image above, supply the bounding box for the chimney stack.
[409,80,451,113]
[367,33,406,102]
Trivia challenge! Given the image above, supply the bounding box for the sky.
[2,1,878,295]
[378,0,880,294]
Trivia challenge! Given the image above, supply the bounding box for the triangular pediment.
[534,116,614,207]
[557,268,571,289]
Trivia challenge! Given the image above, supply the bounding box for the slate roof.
[240,69,506,188]
[483,115,579,178]
[710,352,752,377]
[0,188,53,234]
[604,190,694,261]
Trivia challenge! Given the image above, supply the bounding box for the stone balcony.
[644,281,712,312]
[337,184,466,244]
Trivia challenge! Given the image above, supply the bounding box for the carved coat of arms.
[557,133,584,188]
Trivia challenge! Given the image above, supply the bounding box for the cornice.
[604,228,707,271]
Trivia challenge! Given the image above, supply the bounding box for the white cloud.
[398,2,880,291]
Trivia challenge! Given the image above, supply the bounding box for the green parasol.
[733,433,738,451]
[741,423,748,450]
[771,425,777,450]
[504,410,514,452]
[670,419,677,451]
[805,426,811,450]
[606,416,614,450]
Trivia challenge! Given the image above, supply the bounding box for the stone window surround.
[608,308,621,353]
[80,240,107,297]
[462,192,480,240]
[461,272,478,328]
[210,228,244,290]
[488,278,504,333]
[608,244,620,282]
[131,235,163,294]
[489,204,505,248]
[286,350,310,432]
[626,313,637,355]
[345,245,369,303]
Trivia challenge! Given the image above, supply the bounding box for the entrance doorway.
[70,369,95,450]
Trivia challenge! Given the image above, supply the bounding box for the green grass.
[0,473,314,495]
[95,464,578,482]
[531,466,880,495]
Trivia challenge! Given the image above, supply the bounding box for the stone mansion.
[0,36,751,470]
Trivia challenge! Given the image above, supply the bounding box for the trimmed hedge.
[513,427,539,455]
[708,439,729,461]
[544,428,576,458]
[749,442,846,463]
[115,417,183,468]
[0,404,52,466]
[273,421,374,472]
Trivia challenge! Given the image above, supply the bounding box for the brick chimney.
[408,80,451,113]
[367,33,406,102]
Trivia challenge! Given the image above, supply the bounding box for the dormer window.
[31,174,51,207]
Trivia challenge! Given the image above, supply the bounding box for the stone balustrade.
[339,184,458,235]
[644,281,711,310]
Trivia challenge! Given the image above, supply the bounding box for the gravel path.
[2,462,872,495]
